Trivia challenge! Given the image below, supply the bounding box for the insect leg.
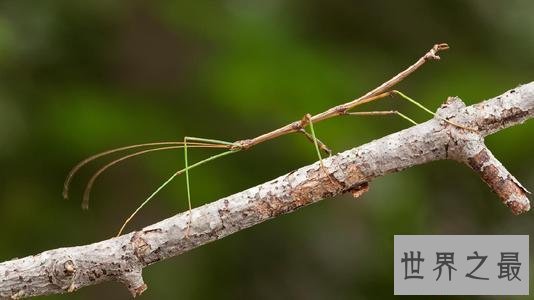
[301,114,344,188]
[345,110,418,125]
[392,90,476,131]
[299,129,332,156]
[182,136,239,236]
[183,136,192,236]
[116,148,236,236]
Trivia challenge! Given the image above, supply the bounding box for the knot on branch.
[45,258,78,293]
[132,231,152,264]
[436,96,530,215]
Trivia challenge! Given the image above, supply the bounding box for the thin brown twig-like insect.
[65,43,477,236]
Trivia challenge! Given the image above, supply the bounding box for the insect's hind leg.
[183,136,192,236]
[115,137,235,237]
[182,136,236,237]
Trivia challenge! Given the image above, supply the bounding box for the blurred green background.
[0,1,533,299]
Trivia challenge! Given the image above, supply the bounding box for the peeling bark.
[0,82,533,299]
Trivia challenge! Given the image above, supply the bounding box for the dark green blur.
[0,1,532,299]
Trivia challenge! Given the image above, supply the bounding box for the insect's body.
[63,43,473,236]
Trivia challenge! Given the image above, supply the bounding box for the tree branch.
[1,82,533,299]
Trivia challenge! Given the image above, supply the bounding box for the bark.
[0,82,533,299]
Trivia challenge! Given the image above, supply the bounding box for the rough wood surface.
[0,82,532,299]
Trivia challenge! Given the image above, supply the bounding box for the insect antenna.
[63,141,226,200]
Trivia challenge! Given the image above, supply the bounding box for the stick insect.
[63,43,473,236]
